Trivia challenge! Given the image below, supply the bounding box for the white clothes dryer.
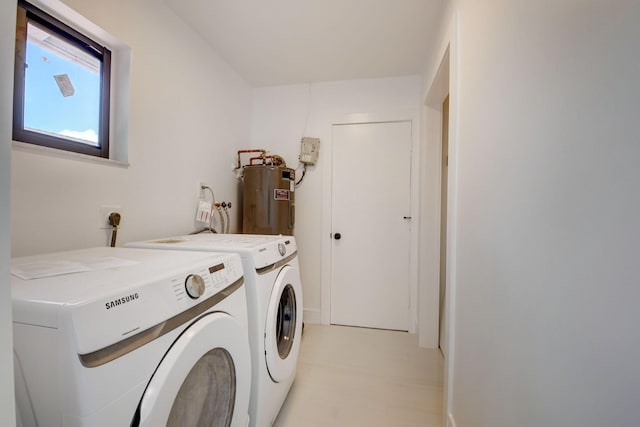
[12,247,251,427]
[126,234,303,427]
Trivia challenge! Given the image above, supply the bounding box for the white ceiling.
[165,0,445,87]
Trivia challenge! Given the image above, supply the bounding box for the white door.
[330,121,412,331]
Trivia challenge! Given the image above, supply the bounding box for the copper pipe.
[236,149,266,169]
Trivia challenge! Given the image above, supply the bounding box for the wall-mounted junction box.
[299,137,320,165]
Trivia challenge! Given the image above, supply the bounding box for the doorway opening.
[439,95,449,355]
[422,19,459,426]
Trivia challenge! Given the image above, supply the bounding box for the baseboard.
[447,412,457,427]
[303,308,321,324]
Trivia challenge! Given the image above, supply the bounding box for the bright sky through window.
[24,22,101,146]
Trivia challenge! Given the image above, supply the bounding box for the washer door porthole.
[264,264,303,383]
[276,284,297,359]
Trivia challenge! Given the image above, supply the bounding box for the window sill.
[22,0,131,167]
[12,140,130,168]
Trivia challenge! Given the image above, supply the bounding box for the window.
[13,0,111,158]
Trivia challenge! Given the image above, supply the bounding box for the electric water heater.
[242,165,295,235]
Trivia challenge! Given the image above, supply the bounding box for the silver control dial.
[185,274,205,299]
[278,243,286,256]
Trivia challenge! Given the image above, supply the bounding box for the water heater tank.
[242,165,295,235]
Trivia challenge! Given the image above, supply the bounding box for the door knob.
[334,233,341,240]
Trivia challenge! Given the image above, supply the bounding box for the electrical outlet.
[99,205,121,229]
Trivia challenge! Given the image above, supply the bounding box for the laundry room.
[7,0,431,366]
[3,0,640,427]
[3,0,442,425]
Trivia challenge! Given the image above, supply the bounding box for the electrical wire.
[204,186,217,233]
[192,185,217,234]
[295,163,307,187]
[202,186,216,204]
[302,83,311,136]
[296,84,312,182]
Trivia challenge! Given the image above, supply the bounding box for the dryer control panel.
[184,274,205,299]
[71,252,244,356]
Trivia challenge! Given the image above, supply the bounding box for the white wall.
[425,1,640,425]
[1,1,17,425]
[11,0,252,257]
[251,76,422,323]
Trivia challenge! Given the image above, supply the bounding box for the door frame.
[422,12,459,427]
[320,110,420,333]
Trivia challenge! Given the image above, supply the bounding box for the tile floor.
[273,324,444,427]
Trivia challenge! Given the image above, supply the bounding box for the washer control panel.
[169,257,242,303]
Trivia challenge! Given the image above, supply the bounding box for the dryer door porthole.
[265,265,303,383]
[167,348,236,427]
[135,312,251,427]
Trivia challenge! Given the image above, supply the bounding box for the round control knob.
[334,233,342,240]
[185,274,205,299]
[278,243,286,256]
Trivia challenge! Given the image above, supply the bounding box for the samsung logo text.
[105,293,139,310]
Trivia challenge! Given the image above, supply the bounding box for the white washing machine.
[12,247,251,427]
[126,234,303,427]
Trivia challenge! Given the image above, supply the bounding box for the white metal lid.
[11,247,244,354]
[126,233,297,269]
